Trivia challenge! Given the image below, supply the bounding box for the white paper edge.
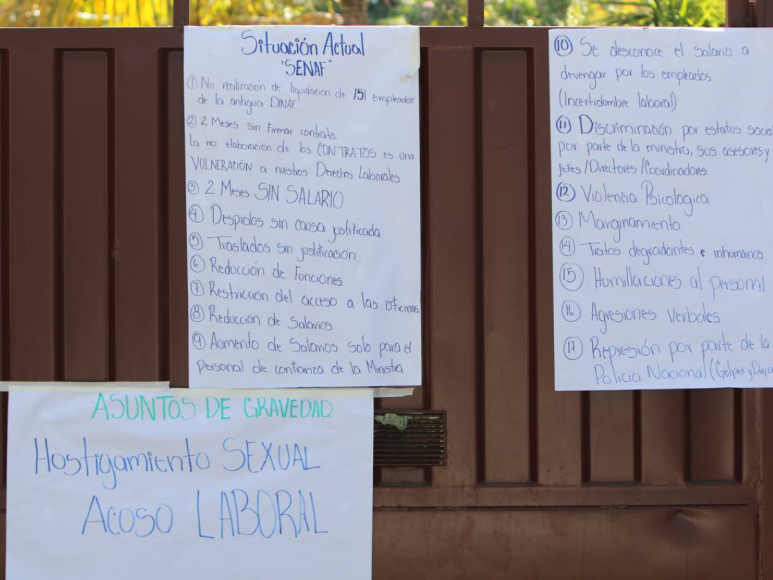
[1,382,170,392]
[1,382,412,398]
[174,387,413,399]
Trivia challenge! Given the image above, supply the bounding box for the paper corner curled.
[404,28,421,81]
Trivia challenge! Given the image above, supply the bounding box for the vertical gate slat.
[762,390,773,578]
[480,50,531,484]
[62,51,109,381]
[0,51,6,383]
[690,390,736,481]
[588,393,635,482]
[0,51,7,562]
[533,42,582,485]
[741,390,760,485]
[167,50,187,388]
[113,49,161,380]
[641,391,686,484]
[426,47,477,488]
[8,50,58,381]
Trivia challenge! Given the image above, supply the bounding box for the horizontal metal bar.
[374,484,760,509]
[0,26,552,51]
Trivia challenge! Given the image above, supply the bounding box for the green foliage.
[189,0,340,25]
[484,0,540,25]
[0,0,725,28]
[369,0,570,25]
[0,0,172,26]
[0,0,339,25]
[368,0,467,25]
[367,0,723,26]
[585,0,724,26]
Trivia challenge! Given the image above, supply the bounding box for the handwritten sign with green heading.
[7,391,373,580]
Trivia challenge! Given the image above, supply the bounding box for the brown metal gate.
[0,5,771,576]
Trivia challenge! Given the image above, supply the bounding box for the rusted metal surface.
[0,17,768,578]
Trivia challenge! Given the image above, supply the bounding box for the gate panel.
[0,26,765,579]
[114,49,163,380]
[8,50,57,381]
[425,46,478,489]
[641,390,686,484]
[167,49,188,388]
[690,390,738,481]
[0,52,4,383]
[480,50,532,485]
[531,41,585,487]
[62,51,110,381]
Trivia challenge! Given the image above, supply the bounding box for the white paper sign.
[550,28,773,390]
[184,26,421,388]
[7,391,373,579]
